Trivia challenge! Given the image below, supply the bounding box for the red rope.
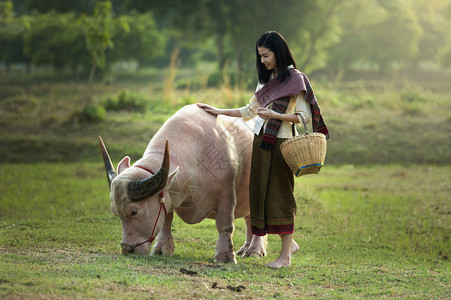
[133,201,166,248]
[126,165,167,250]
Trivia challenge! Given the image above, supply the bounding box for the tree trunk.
[216,34,226,72]
[88,63,97,85]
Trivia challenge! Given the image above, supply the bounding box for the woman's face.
[258,47,277,75]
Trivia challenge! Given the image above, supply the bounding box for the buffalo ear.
[118,156,131,174]
[166,166,179,188]
[165,166,181,206]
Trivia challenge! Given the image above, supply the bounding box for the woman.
[198,31,329,268]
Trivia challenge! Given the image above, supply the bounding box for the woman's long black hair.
[256,31,297,84]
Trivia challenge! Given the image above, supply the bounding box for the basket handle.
[291,113,309,137]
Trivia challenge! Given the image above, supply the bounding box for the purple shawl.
[255,68,330,139]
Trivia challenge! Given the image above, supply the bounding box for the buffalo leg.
[214,194,237,263]
[237,214,253,255]
[152,211,175,256]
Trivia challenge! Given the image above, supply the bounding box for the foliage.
[123,0,451,75]
[0,0,12,21]
[411,0,450,67]
[16,0,97,14]
[78,1,117,83]
[285,0,343,73]
[437,2,451,68]
[106,12,166,68]
[327,0,423,72]
[0,1,28,70]
[103,90,149,112]
[22,12,87,71]
[365,1,422,71]
[77,103,107,122]
[2,0,451,77]
[126,0,344,76]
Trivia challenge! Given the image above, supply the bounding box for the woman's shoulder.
[289,68,312,89]
[289,67,307,78]
[255,82,264,92]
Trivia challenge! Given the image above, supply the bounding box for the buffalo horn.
[98,136,117,188]
[128,140,170,202]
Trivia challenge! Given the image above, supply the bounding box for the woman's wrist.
[271,112,298,123]
[218,108,241,117]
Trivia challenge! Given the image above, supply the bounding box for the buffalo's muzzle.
[121,244,134,255]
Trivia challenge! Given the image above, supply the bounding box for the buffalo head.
[99,136,177,255]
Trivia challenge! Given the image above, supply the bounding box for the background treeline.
[1,0,451,84]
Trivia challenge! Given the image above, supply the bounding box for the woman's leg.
[266,234,299,268]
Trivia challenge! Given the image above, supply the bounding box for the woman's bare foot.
[291,239,299,254]
[242,235,267,258]
[266,236,298,268]
[266,257,291,268]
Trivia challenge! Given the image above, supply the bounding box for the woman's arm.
[197,103,242,117]
[257,108,299,123]
[257,91,309,123]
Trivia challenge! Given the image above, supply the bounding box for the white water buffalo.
[99,104,265,263]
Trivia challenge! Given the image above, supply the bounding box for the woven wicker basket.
[280,114,327,177]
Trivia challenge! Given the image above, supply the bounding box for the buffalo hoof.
[151,243,175,256]
[236,243,250,256]
[215,252,237,264]
[242,246,266,258]
[247,250,265,258]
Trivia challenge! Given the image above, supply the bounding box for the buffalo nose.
[121,244,134,255]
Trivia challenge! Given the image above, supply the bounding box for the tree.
[0,1,28,72]
[0,0,12,21]
[79,1,119,83]
[366,0,422,72]
[125,0,345,80]
[437,2,451,69]
[107,12,166,69]
[326,0,423,73]
[22,12,87,72]
[13,0,129,15]
[325,1,379,73]
[408,0,449,67]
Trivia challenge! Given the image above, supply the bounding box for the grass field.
[0,164,449,298]
[0,69,450,298]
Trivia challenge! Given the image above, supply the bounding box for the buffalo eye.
[130,209,138,216]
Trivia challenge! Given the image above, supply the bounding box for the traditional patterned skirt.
[249,133,296,236]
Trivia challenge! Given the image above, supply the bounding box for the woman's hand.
[257,108,277,120]
[197,103,242,118]
[197,103,220,115]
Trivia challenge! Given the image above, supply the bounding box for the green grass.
[0,164,449,299]
[299,165,450,260]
